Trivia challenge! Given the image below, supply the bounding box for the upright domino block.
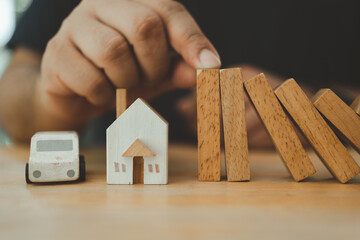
[312,89,360,153]
[220,68,249,181]
[275,79,360,183]
[244,74,315,181]
[350,96,360,116]
[197,69,221,181]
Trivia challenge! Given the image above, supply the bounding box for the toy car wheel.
[25,163,33,184]
[78,155,86,182]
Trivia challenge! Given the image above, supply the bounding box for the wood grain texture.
[275,79,360,183]
[122,139,156,157]
[116,89,127,118]
[196,69,221,181]
[350,96,360,115]
[220,68,249,181]
[244,74,315,181]
[312,89,360,153]
[2,145,360,239]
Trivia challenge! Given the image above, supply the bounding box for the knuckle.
[45,37,57,51]
[160,1,187,16]
[59,14,77,36]
[134,14,163,41]
[100,35,129,63]
[45,34,72,60]
[60,17,72,30]
[79,0,93,9]
[45,36,62,54]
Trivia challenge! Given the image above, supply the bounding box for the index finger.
[135,0,221,69]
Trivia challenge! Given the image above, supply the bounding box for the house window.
[155,164,160,173]
[121,164,126,172]
[148,164,153,173]
[114,162,120,172]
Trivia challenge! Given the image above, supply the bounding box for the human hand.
[37,0,220,123]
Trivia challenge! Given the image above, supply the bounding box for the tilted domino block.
[275,79,360,183]
[350,96,360,116]
[312,89,360,154]
[245,74,315,181]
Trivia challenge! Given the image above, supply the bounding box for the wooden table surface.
[1,144,360,240]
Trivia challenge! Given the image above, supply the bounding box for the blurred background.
[0,0,31,146]
[1,0,359,147]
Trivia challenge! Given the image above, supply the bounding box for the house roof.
[133,98,168,125]
[107,98,168,133]
[122,139,156,157]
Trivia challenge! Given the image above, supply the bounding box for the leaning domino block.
[275,79,360,183]
[350,96,360,116]
[312,89,360,154]
[244,74,315,181]
[197,69,221,181]
[220,68,249,181]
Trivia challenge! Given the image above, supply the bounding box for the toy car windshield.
[36,139,74,152]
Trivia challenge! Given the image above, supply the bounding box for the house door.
[133,156,144,184]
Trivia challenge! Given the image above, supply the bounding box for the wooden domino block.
[197,69,221,181]
[350,96,360,115]
[220,68,249,181]
[275,79,360,183]
[312,89,360,153]
[244,74,315,181]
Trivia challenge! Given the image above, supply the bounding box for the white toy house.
[107,97,168,184]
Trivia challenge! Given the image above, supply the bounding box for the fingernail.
[197,49,221,68]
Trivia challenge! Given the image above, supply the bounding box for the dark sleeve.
[7,0,80,53]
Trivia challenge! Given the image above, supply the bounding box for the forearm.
[0,48,84,142]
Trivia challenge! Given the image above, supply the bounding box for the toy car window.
[36,140,73,152]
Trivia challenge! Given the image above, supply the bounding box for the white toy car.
[26,131,85,184]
